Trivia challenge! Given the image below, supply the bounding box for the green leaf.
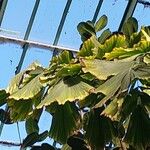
[121,89,150,121]
[95,15,108,32]
[83,59,150,107]
[98,28,111,44]
[105,37,150,60]
[129,32,142,47]
[31,143,55,150]
[101,98,124,121]
[58,51,74,64]
[25,117,39,135]
[41,143,55,150]
[95,71,132,107]
[38,131,48,142]
[79,93,104,108]
[6,72,24,94]
[37,76,93,108]
[133,63,150,79]
[84,108,117,149]
[8,100,33,121]
[122,17,138,38]
[136,41,150,53]
[142,26,150,35]
[100,34,127,53]
[51,51,74,65]
[80,72,95,81]
[6,62,43,95]
[0,89,9,107]
[77,21,96,41]
[57,64,81,77]
[31,108,43,122]
[82,59,134,80]
[120,90,139,120]
[78,36,95,57]
[144,54,150,64]
[78,36,104,59]
[48,102,81,144]
[22,131,48,149]
[61,144,72,150]
[22,132,39,148]
[95,63,140,108]
[141,29,150,41]
[8,89,43,122]
[124,106,150,150]
[0,109,13,124]
[9,74,43,100]
[67,134,89,150]
[104,47,141,60]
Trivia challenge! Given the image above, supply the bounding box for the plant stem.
[119,139,127,150]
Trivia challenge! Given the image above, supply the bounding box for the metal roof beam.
[0,0,8,26]
[15,0,40,74]
[118,0,138,32]
[92,0,104,23]
[52,0,72,57]
[0,35,78,52]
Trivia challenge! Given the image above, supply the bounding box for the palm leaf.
[84,108,117,149]
[82,59,134,80]
[37,76,93,108]
[9,74,44,100]
[48,102,81,144]
[124,105,150,150]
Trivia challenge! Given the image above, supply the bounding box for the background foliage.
[0,16,150,150]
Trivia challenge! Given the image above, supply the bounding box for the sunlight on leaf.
[37,76,93,108]
[82,59,134,80]
[95,15,108,32]
[9,74,43,100]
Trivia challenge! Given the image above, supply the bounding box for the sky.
[0,0,150,150]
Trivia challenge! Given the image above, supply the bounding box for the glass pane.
[21,47,52,70]
[58,0,99,49]
[1,0,36,38]
[29,0,66,44]
[98,0,127,31]
[0,44,22,88]
[133,3,150,27]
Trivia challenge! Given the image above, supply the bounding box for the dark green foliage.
[67,133,89,150]
[22,131,48,149]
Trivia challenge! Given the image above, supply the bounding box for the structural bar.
[0,0,8,26]
[118,0,138,32]
[0,35,78,52]
[92,0,104,23]
[52,0,72,56]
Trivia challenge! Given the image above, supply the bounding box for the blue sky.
[0,0,150,149]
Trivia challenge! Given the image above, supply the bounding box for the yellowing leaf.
[100,34,127,53]
[105,41,150,60]
[94,60,150,107]
[82,59,134,80]
[37,77,93,108]
[9,74,43,100]
[7,62,43,95]
[141,29,150,41]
